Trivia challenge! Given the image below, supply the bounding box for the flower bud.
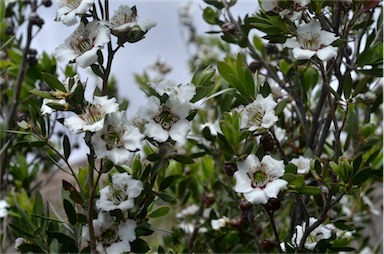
[224,162,238,176]
[29,13,44,28]
[42,0,52,7]
[221,22,236,35]
[239,200,252,211]
[264,198,281,212]
[203,192,215,206]
[248,61,262,73]
[261,239,274,252]
[264,43,279,55]
[260,133,275,153]
[230,217,245,229]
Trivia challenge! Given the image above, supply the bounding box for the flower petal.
[316,46,338,61]
[319,30,338,46]
[169,119,191,146]
[244,188,269,204]
[283,38,301,49]
[292,48,316,60]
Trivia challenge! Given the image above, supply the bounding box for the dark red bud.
[224,162,238,176]
[239,200,252,211]
[264,198,281,212]
[230,217,245,229]
[248,61,262,73]
[260,133,275,153]
[203,192,215,206]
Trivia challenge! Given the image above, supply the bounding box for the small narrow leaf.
[63,199,77,225]
[63,135,71,160]
[148,206,170,218]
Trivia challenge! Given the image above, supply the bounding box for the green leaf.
[63,135,71,161]
[63,199,77,225]
[33,191,44,218]
[159,192,176,203]
[130,238,150,253]
[296,186,321,195]
[275,99,289,116]
[285,163,297,174]
[352,167,371,185]
[147,153,161,161]
[148,206,170,218]
[41,72,66,91]
[0,0,5,22]
[17,243,45,253]
[173,155,195,164]
[159,176,174,191]
[29,89,56,99]
[47,231,75,244]
[203,7,219,25]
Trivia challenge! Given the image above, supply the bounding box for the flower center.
[107,183,128,205]
[307,231,323,244]
[71,32,94,54]
[154,106,179,130]
[65,0,81,9]
[298,32,321,50]
[247,105,264,127]
[99,223,119,244]
[248,163,275,188]
[81,104,104,124]
[102,126,125,150]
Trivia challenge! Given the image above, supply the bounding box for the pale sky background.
[30,1,260,163]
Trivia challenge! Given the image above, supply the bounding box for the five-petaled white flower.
[109,5,156,35]
[290,156,311,174]
[148,80,196,102]
[91,111,144,165]
[56,0,95,26]
[283,19,339,61]
[239,94,278,131]
[292,217,334,250]
[234,154,287,204]
[64,96,119,133]
[137,96,192,146]
[54,21,110,68]
[82,212,137,254]
[211,217,229,230]
[96,172,143,212]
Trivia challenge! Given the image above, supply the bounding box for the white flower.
[91,111,144,165]
[82,212,137,254]
[56,0,95,26]
[54,21,110,68]
[41,98,66,115]
[138,96,192,146]
[200,121,221,136]
[64,96,119,133]
[178,221,207,234]
[234,154,287,204]
[148,80,196,102]
[0,199,10,218]
[292,217,333,250]
[211,217,229,230]
[176,204,199,218]
[283,19,339,61]
[96,172,143,212]
[260,0,309,13]
[239,94,278,131]
[14,237,26,250]
[290,156,311,174]
[109,5,156,34]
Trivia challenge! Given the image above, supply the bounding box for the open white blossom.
[91,111,144,165]
[148,80,196,102]
[55,0,95,26]
[283,19,339,61]
[176,204,199,218]
[41,98,66,115]
[64,96,119,133]
[260,0,309,20]
[82,212,137,254]
[96,172,143,212]
[178,221,208,234]
[109,5,156,34]
[290,156,311,174]
[292,217,334,250]
[136,96,192,146]
[239,94,278,131]
[54,21,110,68]
[0,200,10,218]
[234,154,287,204]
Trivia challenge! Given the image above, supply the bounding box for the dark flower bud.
[42,0,52,7]
[264,198,281,212]
[345,46,352,56]
[248,61,262,73]
[27,54,38,66]
[239,200,252,211]
[29,13,44,28]
[261,239,275,252]
[22,0,30,5]
[28,48,38,55]
[264,43,279,55]
[5,26,14,35]
[230,217,245,229]
[224,162,238,176]
[203,192,215,206]
[260,133,275,153]
[221,22,236,35]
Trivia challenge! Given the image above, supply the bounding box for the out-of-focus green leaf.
[63,135,71,161]
[148,206,170,218]
[63,199,77,225]
[173,155,195,164]
[352,167,371,185]
[130,238,150,253]
[41,72,66,91]
[159,176,174,191]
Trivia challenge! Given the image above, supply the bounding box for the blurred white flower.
[234,154,287,204]
[0,199,10,218]
[54,21,110,68]
[176,204,199,218]
[64,96,119,133]
[96,172,143,212]
[138,96,192,146]
[283,19,339,61]
[178,221,207,234]
[82,212,137,254]
[91,111,144,165]
[14,237,26,250]
[56,0,95,26]
[292,217,333,250]
[148,80,196,102]
[211,217,229,230]
[239,94,278,131]
[290,156,311,174]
